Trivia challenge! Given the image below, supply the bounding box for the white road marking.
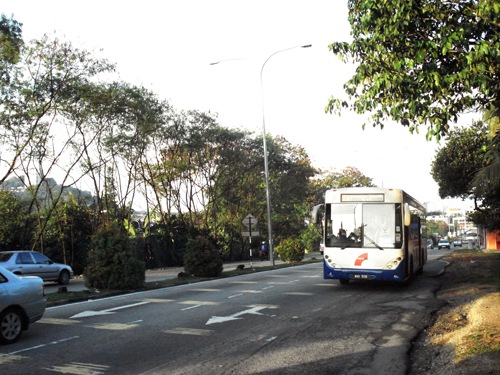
[206,305,278,325]
[70,301,150,319]
[181,304,202,311]
[285,292,314,296]
[45,361,110,374]
[164,327,213,336]
[6,336,79,355]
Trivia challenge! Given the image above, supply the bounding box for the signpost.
[242,214,259,267]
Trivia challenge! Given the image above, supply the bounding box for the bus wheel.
[339,279,349,285]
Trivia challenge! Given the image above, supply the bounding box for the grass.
[442,250,500,363]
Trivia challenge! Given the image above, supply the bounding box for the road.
[0,252,449,375]
[43,255,304,295]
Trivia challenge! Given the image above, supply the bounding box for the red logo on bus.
[355,253,368,266]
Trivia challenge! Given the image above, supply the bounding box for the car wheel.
[0,308,23,344]
[58,270,70,285]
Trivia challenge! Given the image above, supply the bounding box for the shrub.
[275,238,305,263]
[300,224,322,253]
[84,222,145,290]
[183,236,223,277]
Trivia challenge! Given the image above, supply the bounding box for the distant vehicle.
[426,239,433,249]
[0,251,73,285]
[438,239,451,250]
[0,265,46,344]
[453,239,462,247]
[465,232,477,241]
[319,240,324,255]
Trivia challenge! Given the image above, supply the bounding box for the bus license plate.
[354,275,369,279]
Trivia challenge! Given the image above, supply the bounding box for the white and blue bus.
[312,187,427,285]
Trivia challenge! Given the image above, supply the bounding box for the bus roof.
[324,187,426,213]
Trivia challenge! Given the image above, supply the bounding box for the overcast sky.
[1,0,480,211]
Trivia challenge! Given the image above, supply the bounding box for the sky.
[1,0,480,212]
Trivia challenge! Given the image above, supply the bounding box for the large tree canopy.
[327,0,500,141]
[430,120,500,230]
[431,120,489,199]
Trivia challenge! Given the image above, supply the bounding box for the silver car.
[0,265,46,344]
[0,251,73,285]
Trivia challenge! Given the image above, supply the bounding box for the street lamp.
[261,44,312,266]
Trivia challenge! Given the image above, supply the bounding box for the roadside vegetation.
[410,250,500,374]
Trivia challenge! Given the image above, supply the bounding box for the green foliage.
[300,224,322,253]
[466,188,500,231]
[275,238,305,263]
[0,190,24,249]
[0,14,23,81]
[183,236,223,277]
[41,195,95,274]
[431,121,489,199]
[84,223,145,290]
[430,118,500,230]
[426,220,449,239]
[327,0,500,140]
[309,166,374,206]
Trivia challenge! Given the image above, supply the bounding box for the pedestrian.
[260,242,269,260]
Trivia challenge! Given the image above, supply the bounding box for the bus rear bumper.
[324,263,406,283]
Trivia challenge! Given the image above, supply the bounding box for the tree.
[264,136,317,243]
[327,1,500,141]
[0,190,24,249]
[430,120,500,230]
[0,14,23,83]
[431,121,489,199]
[41,194,95,274]
[309,166,374,206]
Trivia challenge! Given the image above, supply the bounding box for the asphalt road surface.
[0,254,449,375]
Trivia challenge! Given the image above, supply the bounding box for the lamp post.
[260,44,311,266]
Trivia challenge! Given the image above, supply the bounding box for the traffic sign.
[241,231,260,237]
[242,214,257,227]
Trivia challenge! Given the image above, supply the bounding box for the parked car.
[0,265,46,344]
[453,238,462,247]
[0,251,73,285]
[438,239,451,250]
[426,239,433,249]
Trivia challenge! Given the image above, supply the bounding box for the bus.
[312,187,427,285]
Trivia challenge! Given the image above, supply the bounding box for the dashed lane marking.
[178,300,218,306]
[190,288,223,292]
[139,298,175,303]
[87,322,140,331]
[45,362,110,374]
[284,292,314,296]
[0,354,27,365]
[39,318,81,326]
[164,327,214,336]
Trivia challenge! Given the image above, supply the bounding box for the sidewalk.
[145,253,318,283]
